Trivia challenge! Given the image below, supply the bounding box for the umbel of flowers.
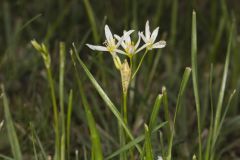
[86,20,166,94]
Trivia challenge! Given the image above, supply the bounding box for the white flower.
[140,20,166,50]
[157,156,163,160]
[114,31,145,56]
[86,25,134,55]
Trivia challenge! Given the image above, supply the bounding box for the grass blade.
[30,123,48,160]
[204,65,214,160]
[162,87,171,143]
[216,90,236,141]
[59,42,66,160]
[170,0,178,47]
[71,50,103,160]
[149,94,163,131]
[144,125,153,160]
[1,85,22,160]
[83,0,99,43]
[0,154,14,160]
[66,90,73,160]
[106,122,167,160]
[30,123,39,160]
[191,10,202,160]
[166,67,191,160]
[71,45,142,153]
[212,23,233,150]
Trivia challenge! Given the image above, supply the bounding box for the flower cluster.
[86,20,166,68]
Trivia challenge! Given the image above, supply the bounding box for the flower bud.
[120,59,131,94]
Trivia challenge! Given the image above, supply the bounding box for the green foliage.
[0,0,240,160]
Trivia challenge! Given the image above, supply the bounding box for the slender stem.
[46,68,60,158]
[59,43,65,123]
[131,49,148,80]
[123,92,128,124]
[130,56,133,71]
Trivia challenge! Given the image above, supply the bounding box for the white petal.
[114,34,121,41]
[105,25,113,42]
[140,32,147,43]
[145,20,150,40]
[150,27,159,43]
[134,32,141,49]
[114,34,126,49]
[135,43,148,53]
[152,41,166,49]
[123,30,131,44]
[86,44,108,51]
[116,30,134,47]
[115,49,127,55]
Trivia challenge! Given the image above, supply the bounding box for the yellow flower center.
[125,42,135,54]
[104,39,117,53]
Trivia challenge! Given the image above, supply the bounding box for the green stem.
[123,92,128,124]
[131,50,148,80]
[120,92,128,160]
[59,42,65,151]
[129,56,133,71]
[46,67,60,158]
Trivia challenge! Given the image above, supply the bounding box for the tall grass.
[0,0,239,160]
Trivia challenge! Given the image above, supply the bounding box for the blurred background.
[0,0,240,159]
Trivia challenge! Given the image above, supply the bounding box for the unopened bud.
[120,59,131,94]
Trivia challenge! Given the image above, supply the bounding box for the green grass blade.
[70,50,103,160]
[0,154,14,160]
[106,122,167,160]
[72,46,142,154]
[66,90,73,160]
[31,41,60,159]
[215,90,236,141]
[149,94,163,131]
[60,135,65,160]
[79,79,103,160]
[29,123,38,160]
[83,0,99,43]
[209,17,226,62]
[162,86,171,143]
[30,123,48,160]
[212,23,233,147]
[1,85,22,160]
[170,0,178,47]
[144,125,153,160]
[166,67,192,160]
[59,42,66,160]
[191,10,202,160]
[204,64,214,160]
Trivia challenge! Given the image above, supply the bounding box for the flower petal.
[116,49,127,55]
[140,32,147,43]
[105,25,114,42]
[116,30,134,47]
[134,32,141,49]
[114,34,126,49]
[86,44,108,51]
[145,20,150,39]
[123,30,131,44]
[150,27,159,43]
[135,43,148,53]
[152,41,166,49]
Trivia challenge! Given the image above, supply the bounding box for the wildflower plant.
[86,20,166,159]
